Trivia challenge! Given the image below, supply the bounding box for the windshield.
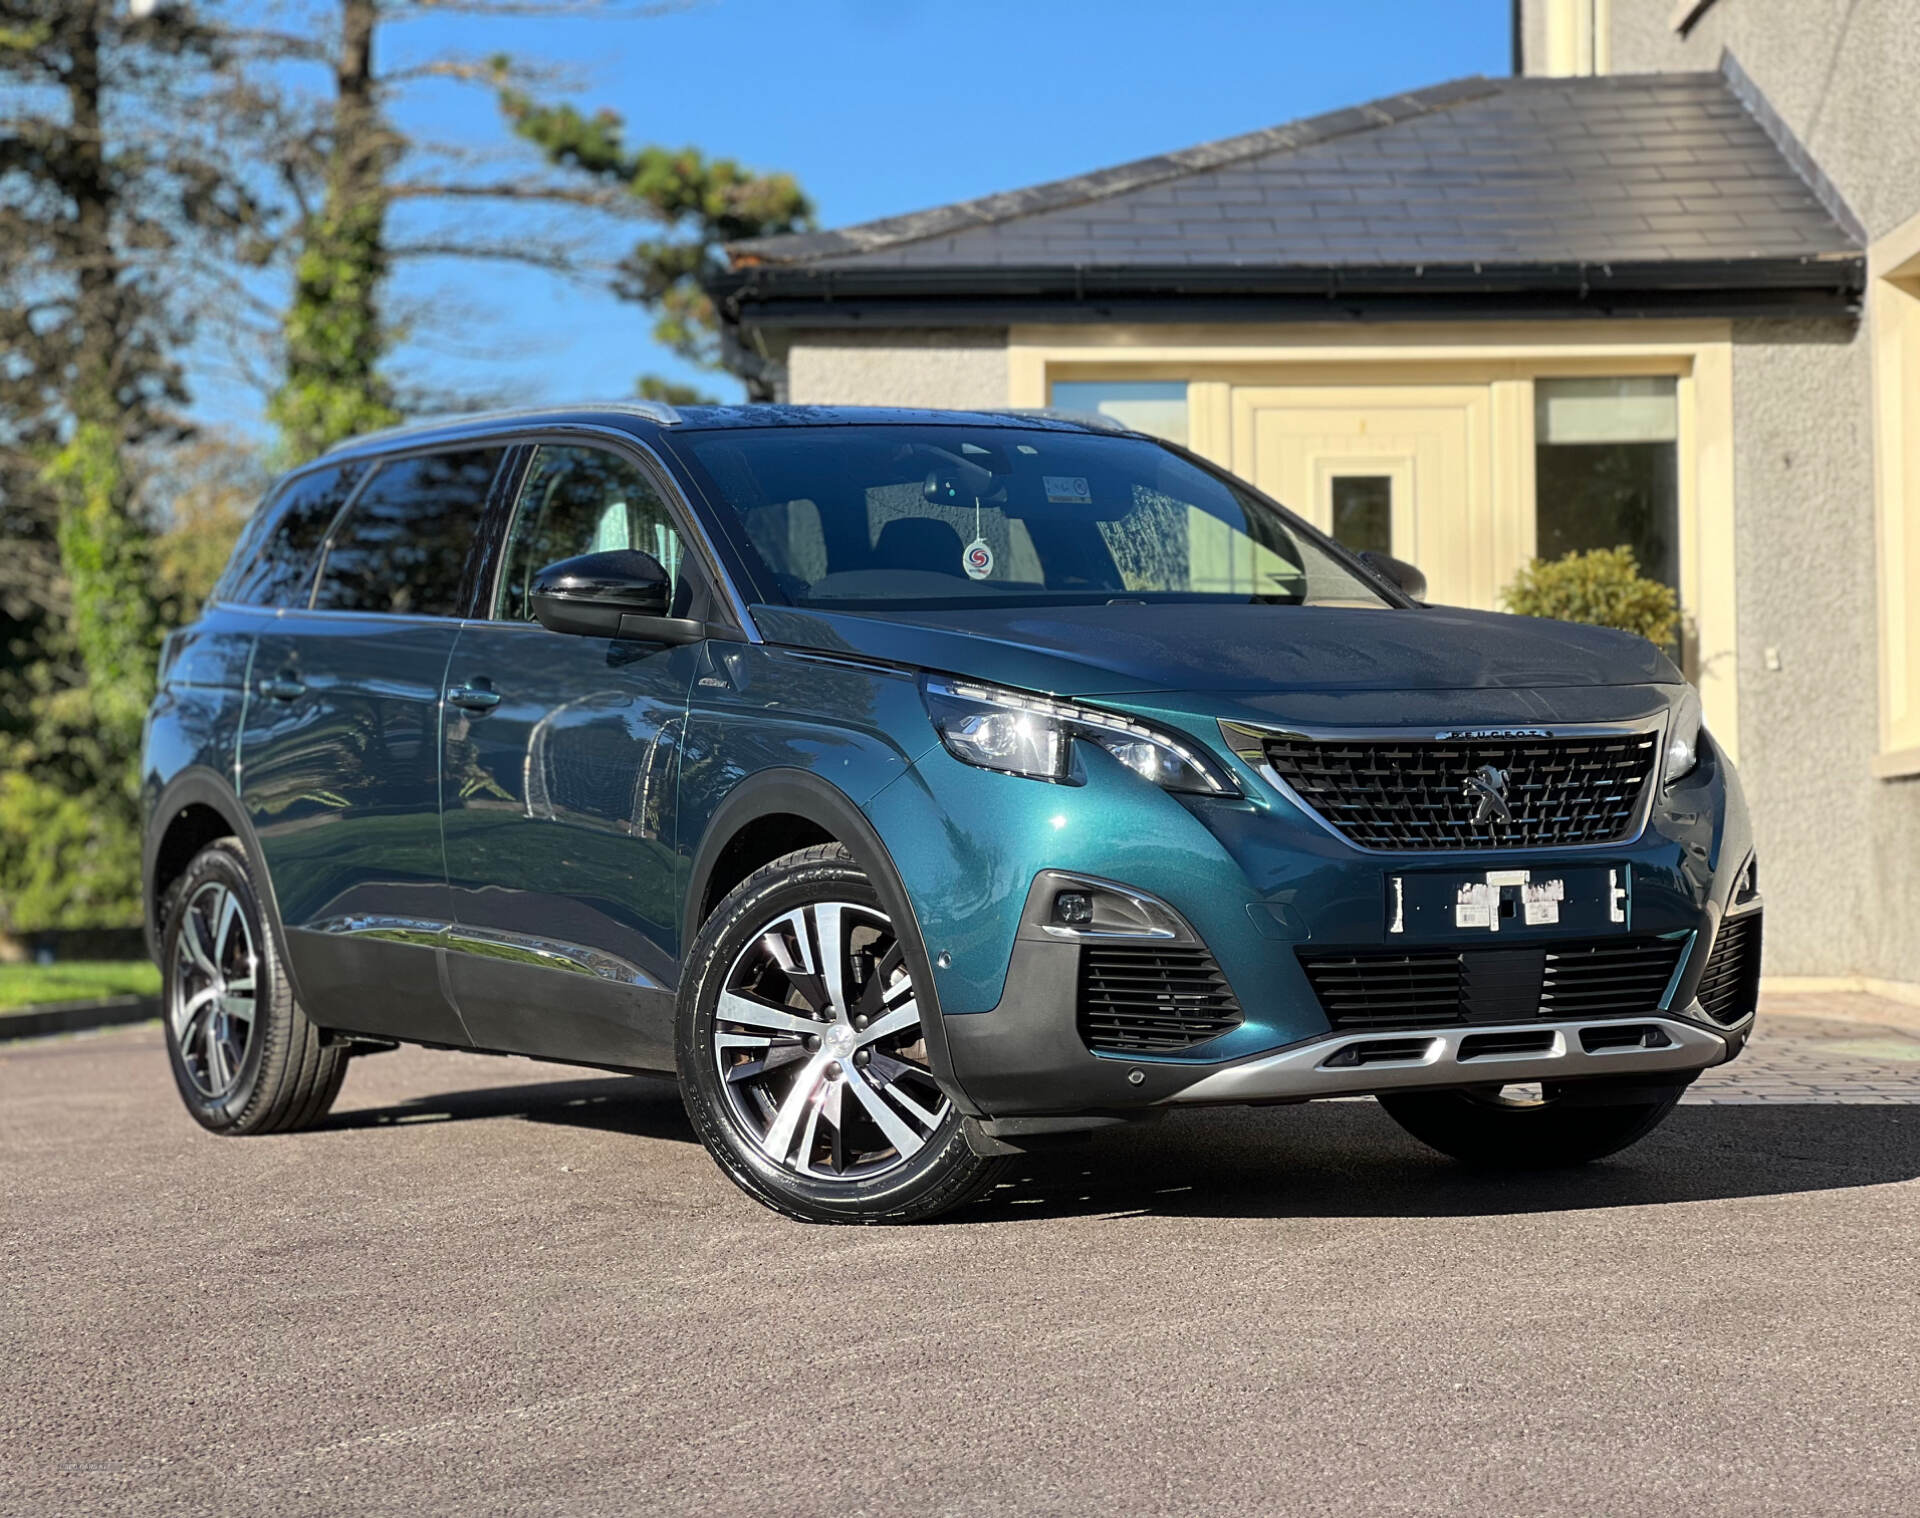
[676,425,1393,611]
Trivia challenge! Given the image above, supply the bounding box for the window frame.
[303,443,513,621]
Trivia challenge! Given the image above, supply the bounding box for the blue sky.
[198,0,1509,435]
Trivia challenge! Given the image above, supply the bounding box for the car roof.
[317,401,1138,464]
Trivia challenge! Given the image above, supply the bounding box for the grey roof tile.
[731,68,1860,276]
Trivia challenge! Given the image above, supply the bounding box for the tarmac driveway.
[5,1001,1919,1516]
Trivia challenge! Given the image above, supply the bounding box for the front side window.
[681,426,1388,611]
[217,463,365,608]
[493,445,686,621]
[310,448,503,616]
[1534,377,1680,596]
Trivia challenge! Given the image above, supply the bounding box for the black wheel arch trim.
[684,767,982,1116]
[142,767,308,1012]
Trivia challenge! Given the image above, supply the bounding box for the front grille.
[1263,732,1659,851]
[1300,936,1686,1033]
[1078,944,1243,1054]
[1695,913,1762,1026]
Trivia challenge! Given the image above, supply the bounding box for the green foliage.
[267,182,399,464]
[636,375,719,408]
[0,772,142,934]
[498,88,812,398]
[0,961,160,1013]
[43,416,161,756]
[1501,546,1680,648]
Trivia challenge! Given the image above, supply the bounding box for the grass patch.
[0,960,161,1013]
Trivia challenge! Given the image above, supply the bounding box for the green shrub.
[1501,546,1680,648]
[0,771,142,934]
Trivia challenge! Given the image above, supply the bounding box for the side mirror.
[529,550,697,641]
[1358,549,1427,602]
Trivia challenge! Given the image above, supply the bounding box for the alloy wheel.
[713,900,950,1180]
[170,880,258,1099]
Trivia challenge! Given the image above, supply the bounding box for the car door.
[240,445,508,1046]
[438,440,707,1069]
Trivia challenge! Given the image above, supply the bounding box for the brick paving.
[1686,991,1920,1103]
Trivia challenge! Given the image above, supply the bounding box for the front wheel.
[1377,1081,1684,1168]
[676,844,1008,1224]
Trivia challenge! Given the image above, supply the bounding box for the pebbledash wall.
[1606,0,1920,993]
[769,2,1920,993]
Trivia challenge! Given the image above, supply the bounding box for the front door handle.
[258,673,305,701]
[447,681,501,713]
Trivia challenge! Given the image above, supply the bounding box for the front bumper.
[866,691,1756,1120]
[1160,1008,1732,1106]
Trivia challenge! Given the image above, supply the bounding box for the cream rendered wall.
[786,330,1010,408]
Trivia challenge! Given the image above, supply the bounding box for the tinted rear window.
[217,463,364,609]
[310,448,503,616]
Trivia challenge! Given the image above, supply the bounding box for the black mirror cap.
[1358,549,1427,603]
[529,549,671,635]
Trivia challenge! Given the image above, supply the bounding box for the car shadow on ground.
[324,1072,694,1143]
[324,1074,1920,1221]
[966,1101,1920,1222]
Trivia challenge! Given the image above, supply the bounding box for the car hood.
[750,602,1680,697]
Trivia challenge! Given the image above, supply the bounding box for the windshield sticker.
[963,538,995,580]
[1044,475,1092,504]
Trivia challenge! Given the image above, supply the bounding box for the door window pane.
[1331,474,1392,556]
[494,445,685,621]
[1049,380,1189,447]
[218,463,365,608]
[1535,377,1680,594]
[312,448,502,616]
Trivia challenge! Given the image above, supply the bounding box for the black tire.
[676,843,1008,1224]
[160,839,347,1135]
[1377,1082,1683,1168]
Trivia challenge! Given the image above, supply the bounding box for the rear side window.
[217,463,365,608]
[311,448,503,616]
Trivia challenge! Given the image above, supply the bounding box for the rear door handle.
[258,673,305,701]
[447,681,501,713]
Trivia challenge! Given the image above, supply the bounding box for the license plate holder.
[1386,864,1630,940]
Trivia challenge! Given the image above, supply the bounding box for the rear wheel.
[1377,1080,1684,1168]
[676,844,1007,1223]
[161,839,347,1135]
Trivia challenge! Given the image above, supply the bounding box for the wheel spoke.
[717,1031,808,1085]
[760,1051,833,1164]
[207,1023,235,1091]
[214,888,244,970]
[813,902,848,1015]
[856,998,919,1047]
[182,904,219,979]
[716,991,821,1038]
[843,1067,928,1160]
[865,1054,946,1127]
[761,912,830,1014]
[173,982,219,1038]
[219,992,255,1024]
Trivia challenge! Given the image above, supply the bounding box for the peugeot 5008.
[142,404,1761,1222]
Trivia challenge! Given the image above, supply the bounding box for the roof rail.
[1000,407,1136,434]
[323,399,683,454]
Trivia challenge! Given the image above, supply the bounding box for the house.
[709,0,1920,997]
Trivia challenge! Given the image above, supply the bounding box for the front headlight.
[1664,684,1704,785]
[924,678,1237,795]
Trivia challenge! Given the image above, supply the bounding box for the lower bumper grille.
[1695,912,1762,1026]
[1078,944,1244,1054]
[1300,936,1687,1033]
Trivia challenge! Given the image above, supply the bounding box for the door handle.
[258,673,305,701]
[447,682,501,713]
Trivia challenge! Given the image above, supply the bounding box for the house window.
[1533,377,1680,597]
[1330,474,1393,556]
[1049,380,1189,447]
